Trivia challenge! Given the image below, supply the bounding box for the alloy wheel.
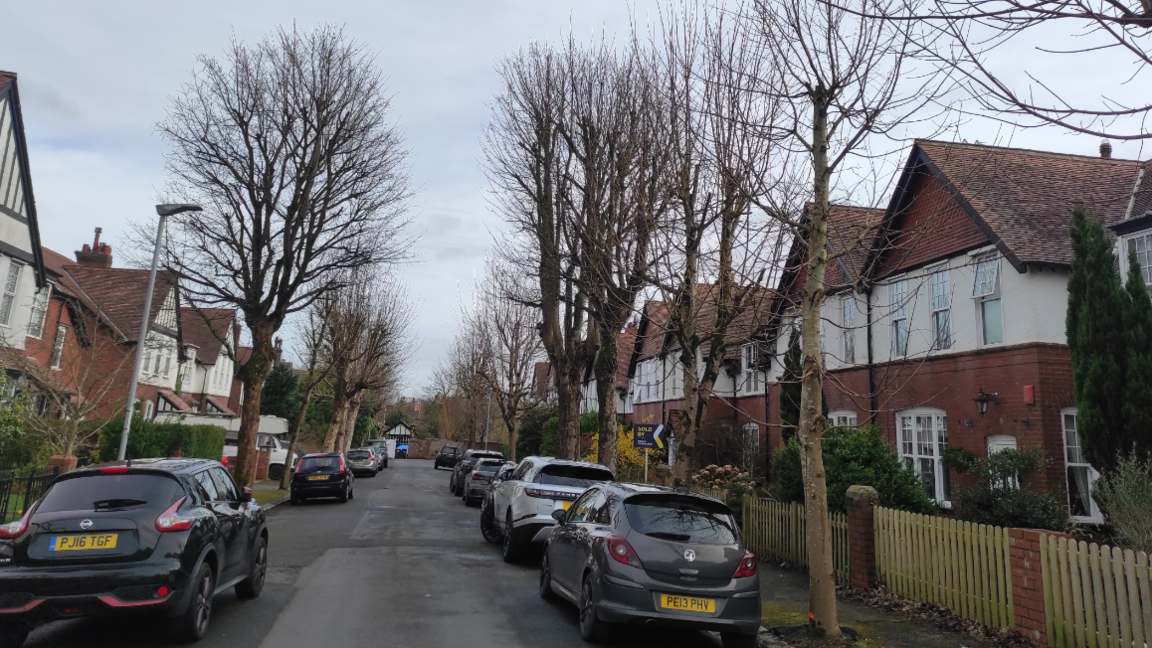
[252,545,267,591]
[194,571,213,634]
[580,578,596,635]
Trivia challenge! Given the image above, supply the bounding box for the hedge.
[97,416,226,462]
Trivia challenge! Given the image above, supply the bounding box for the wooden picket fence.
[742,497,850,586]
[1040,534,1152,648]
[875,507,1015,630]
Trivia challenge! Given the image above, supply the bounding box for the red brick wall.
[877,171,990,278]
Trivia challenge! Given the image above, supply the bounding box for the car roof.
[602,482,728,506]
[522,456,613,472]
[302,453,342,458]
[72,458,220,476]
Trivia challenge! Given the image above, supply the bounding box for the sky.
[4,1,1148,396]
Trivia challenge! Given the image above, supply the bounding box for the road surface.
[24,458,730,648]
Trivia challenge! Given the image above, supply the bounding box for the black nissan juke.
[0,458,268,647]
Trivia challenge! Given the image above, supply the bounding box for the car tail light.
[220,456,228,467]
[606,534,642,568]
[337,456,346,474]
[524,487,562,499]
[156,497,195,533]
[0,508,31,539]
[100,466,130,474]
[471,473,486,480]
[733,550,757,578]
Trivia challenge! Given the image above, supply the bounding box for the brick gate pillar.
[845,485,879,589]
[1009,528,1063,645]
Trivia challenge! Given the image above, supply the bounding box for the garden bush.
[947,447,1066,531]
[770,426,936,514]
[1092,452,1152,553]
[96,416,226,462]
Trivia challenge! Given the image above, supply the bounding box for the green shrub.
[97,416,226,462]
[770,426,936,514]
[516,405,556,458]
[950,448,1066,531]
[1093,452,1152,553]
[540,416,560,457]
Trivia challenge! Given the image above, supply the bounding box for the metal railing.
[0,467,60,524]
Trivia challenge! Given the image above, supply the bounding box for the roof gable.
[0,72,46,287]
[182,307,234,365]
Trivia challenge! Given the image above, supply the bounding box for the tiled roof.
[0,72,13,95]
[181,307,233,365]
[236,346,252,367]
[824,205,884,287]
[916,139,1143,268]
[40,247,82,299]
[1130,162,1152,220]
[62,265,177,341]
[205,395,236,417]
[159,389,193,413]
[616,332,634,389]
[636,301,669,359]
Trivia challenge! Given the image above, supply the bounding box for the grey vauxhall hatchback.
[539,483,760,647]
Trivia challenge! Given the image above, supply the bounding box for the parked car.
[346,449,379,477]
[450,450,505,496]
[462,459,509,506]
[290,454,355,504]
[483,456,613,563]
[396,444,409,458]
[540,483,760,647]
[363,438,394,469]
[479,462,519,544]
[0,458,268,647]
[433,445,461,470]
[222,433,294,481]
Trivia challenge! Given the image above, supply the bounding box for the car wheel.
[173,562,214,642]
[339,484,349,503]
[448,476,455,492]
[539,552,556,601]
[290,494,304,505]
[480,501,502,544]
[502,511,521,563]
[579,574,611,643]
[267,464,284,481]
[720,633,758,648]
[0,623,28,648]
[235,536,267,599]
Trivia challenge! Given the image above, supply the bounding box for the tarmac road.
[23,459,729,648]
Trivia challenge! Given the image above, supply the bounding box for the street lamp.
[117,204,202,461]
[973,388,1000,416]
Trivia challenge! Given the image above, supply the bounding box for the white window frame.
[669,361,683,398]
[49,324,67,370]
[930,268,951,350]
[143,399,155,420]
[897,408,950,504]
[0,261,22,327]
[890,280,909,357]
[973,255,1003,346]
[1126,233,1152,289]
[27,285,51,338]
[828,410,857,428]
[1062,408,1103,524]
[841,296,855,364]
[740,344,760,394]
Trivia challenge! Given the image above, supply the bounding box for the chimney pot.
[1101,140,1113,159]
[75,228,113,268]
[93,227,102,248]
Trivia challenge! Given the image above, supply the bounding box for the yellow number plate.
[659,594,716,613]
[50,533,118,552]
[307,475,329,481]
[561,501,572,511]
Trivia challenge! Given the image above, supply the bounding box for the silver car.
[346,448,378,477]
[463,459,512,506]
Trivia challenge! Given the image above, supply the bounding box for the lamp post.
[117,204,202,461]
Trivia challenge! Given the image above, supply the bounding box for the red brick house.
[768,139,1146,523]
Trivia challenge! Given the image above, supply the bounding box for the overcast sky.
[5,1,1147,396]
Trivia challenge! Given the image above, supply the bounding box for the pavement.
[21,458,732,648]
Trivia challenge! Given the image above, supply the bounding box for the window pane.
[982,298,1003,344]
[919,458,936,497]
[1067,466,1092,517]
[900,416,913,455]
[931,270,949,310]
[916,416,933,456]
[891,281,907,318]
[842,297,855,327]
[893,319,908,356]
[933,310,951,349]
[973,258,998,296]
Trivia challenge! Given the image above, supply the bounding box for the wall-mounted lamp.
[973,388,1000,416]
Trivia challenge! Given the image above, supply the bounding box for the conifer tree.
[779,327,802,443]
[1067,207,1129,474]
[1121,251,1152,453]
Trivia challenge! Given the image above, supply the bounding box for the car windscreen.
[298,456,341,471]
[38,474,186,513]
[441,448,459,455]
[536,465,614,488]
[475,462,503,473]
[624,495,739,545]
[347,451,371,460]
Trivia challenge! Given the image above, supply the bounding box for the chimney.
[74,228,113,268]
[1101,140,1113,159]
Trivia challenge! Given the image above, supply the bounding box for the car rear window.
[536,465,614,487]
[348,451,371,460]
[475,462,503,473]
[624,495,739,545]
[298,456,340,471]
[37,474,186,513]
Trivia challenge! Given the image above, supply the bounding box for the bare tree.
[156,25,412,484]
[321,270,414,452]
[484,45,598,460]
[468,259,545,461]
[748,0,946,634]
[278,298,335,489]
[646,5,786,486]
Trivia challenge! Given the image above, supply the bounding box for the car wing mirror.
[242,487,253,503]
[551,508,567,523]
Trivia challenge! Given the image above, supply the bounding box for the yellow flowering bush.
[583,424,655,482]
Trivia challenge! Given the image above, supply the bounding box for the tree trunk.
[323,390,350,452]
[594,332,620,473]
[341,393,364,452]
[236,322,275,487]
[280,387,317,490]
[556,370,581,460]
[505,412,519,461]
[798,95,840,638]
